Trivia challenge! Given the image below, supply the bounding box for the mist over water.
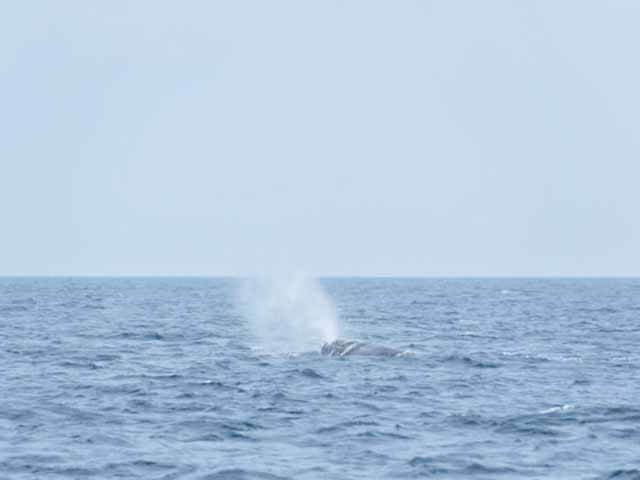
[240,274,340,353]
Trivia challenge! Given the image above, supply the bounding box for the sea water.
[1,277,639,479]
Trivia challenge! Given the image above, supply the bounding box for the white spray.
[239,274,340,354]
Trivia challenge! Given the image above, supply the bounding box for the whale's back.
[321,339,407,357]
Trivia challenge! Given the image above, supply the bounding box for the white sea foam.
[540,404,575,414]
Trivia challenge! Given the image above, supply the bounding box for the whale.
[320,339,407,357]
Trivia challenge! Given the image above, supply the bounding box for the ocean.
[1,277,639,479]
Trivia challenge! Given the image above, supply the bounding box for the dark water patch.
[58,300,80,308]
[200,469,290,480]
[176,392,196,399]
[103,460,178,477]
[406,455,475,477]
[573,378,591,385]
[299,368,324,379]
[96,383,148,395]
[600,470,640,480]
[188,380,246,393]
[408,456,437,467]
[257,406,306,416]
[316,419,379,434]
[405,456,519,477]
[127,398,153,409]
[110,331,165,341]
[0,457,99,477]
[10,297,37,305]
[445,409,577,437]
[0,305,29,313]
[351,401,382,412]
[610,428,640,439]
[596,327,639,334]
[407,456,450,475]
[214,359,232,369]
[266,391,307,405]
[165,400,217,413]
[225,431,258,442]
[145,373,183,381]
[410,299,438,305]
[360,449,393,464]
[463,462,517,475]
[40,403,103,422]
[283,368,325,380]
[363,384,399,394]
[1,454,64,466]
[577,306,619,314]
[222,420,263,431]
[0,408,38,422]
[496,422,562,437]
[83,304,106,310]
[185,432,225,442]
[441,354,501,369]
[445,413,498,430]
[145,331,165,340]
[80,433,132,447]
[94,353,121,361]
[357,430,412,440]
[59,360,101,369]
[172,418,263,442]
[418,410,441,420]
[577,406,640,425]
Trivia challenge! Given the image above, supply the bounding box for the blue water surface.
[1,277,639,479]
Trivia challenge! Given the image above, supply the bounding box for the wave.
[440,354,501,368]
[200,469,291,480]
[599,470,640,480]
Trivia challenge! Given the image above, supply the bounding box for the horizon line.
[0,274,639,279]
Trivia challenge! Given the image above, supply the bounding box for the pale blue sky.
[2,1,639,276]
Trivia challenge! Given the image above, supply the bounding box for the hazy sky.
[2,1,639,276]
